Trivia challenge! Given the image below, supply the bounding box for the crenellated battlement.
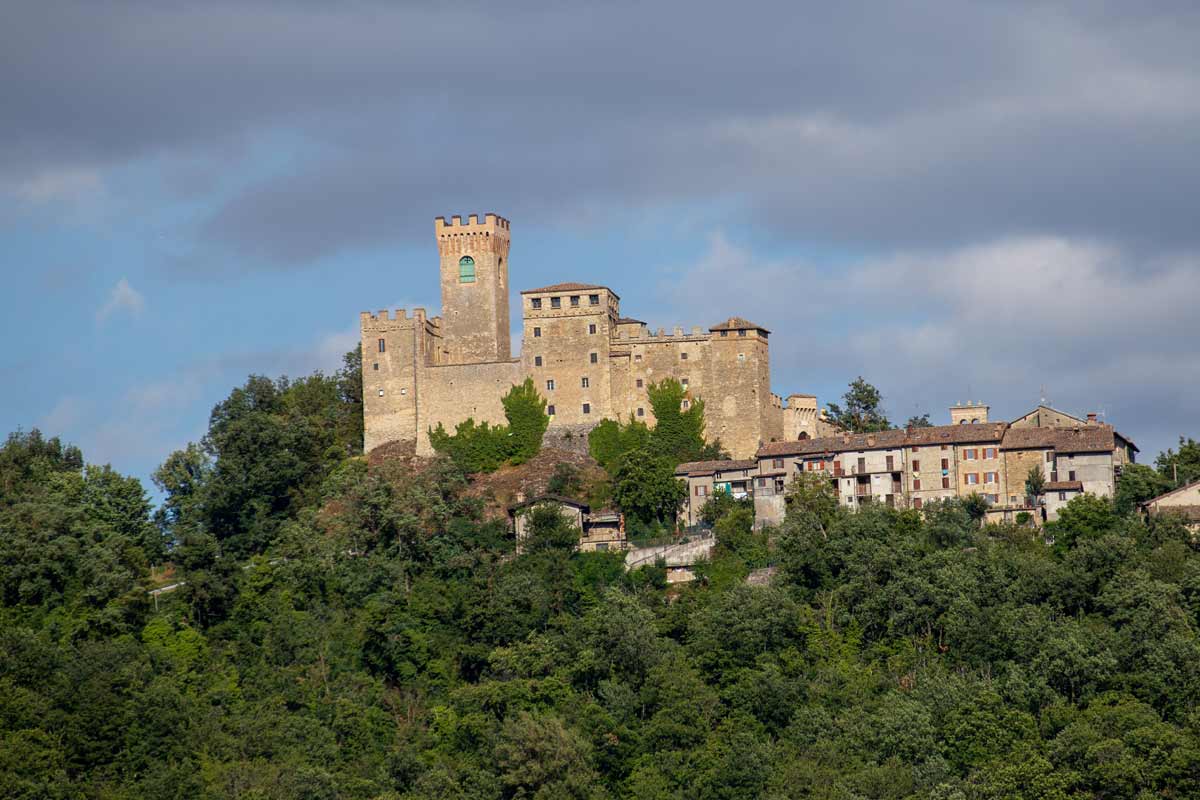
[360,307,430,331]
[434,214,510,256]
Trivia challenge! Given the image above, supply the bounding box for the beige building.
[678,404,1138,528]
[508,495,627,552]
[675,459,760,527]
[362,213,824,459]
[1141,480,1200,532]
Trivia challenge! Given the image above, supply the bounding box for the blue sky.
[3,1,1200,494]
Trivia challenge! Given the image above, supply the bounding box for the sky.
[3,0,1199,494]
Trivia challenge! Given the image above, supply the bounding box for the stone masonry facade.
[361,213,830,459]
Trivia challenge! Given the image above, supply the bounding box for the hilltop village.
[361,212,1163,551]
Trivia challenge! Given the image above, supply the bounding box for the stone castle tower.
[361,213,825,458]
[437,214,511,364]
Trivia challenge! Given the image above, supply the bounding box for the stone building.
[361,213,824,458]
[679,404,1138,528]
[1141,480,1200,532]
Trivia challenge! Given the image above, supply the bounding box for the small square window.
[400,388,407,396]
[720,330,728,337]
[739,329,747,337]
[682,400,690,409]
[531,298,542,309]
[378,388,384,397]
[582,403,591,414]
[546,379,555,390]
[534,356,543,366]
[637,407,644,417]
[634,354,642,362]
[551,296,561,309]
[737,353,745,362]
[680,352,688,361]
[590,352,598,364]
[581,377,589,388]
[589,294,600,305]
[547,404,556,416]
[636,378,644,388]
[570,295,580,307]
[534,327,542,338]
[373,362,379,371]
[588,323,597,335]
[681,378,689,387]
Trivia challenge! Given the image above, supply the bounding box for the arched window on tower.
[459,256,476,283]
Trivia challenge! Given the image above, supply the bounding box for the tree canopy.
[826,377,891,433]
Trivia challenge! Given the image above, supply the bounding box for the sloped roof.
[905,423,1008,446]
[758,429,910,458]
[507,494,589,514]
[616,316,646,325]
[758,423,1004,458]
[520,282,613,295]
[709,316,770,333]
[674,459,759,476]
[1143,478,1200,506]
[1001,425,1116,453]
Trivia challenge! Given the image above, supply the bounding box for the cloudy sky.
[3,0,1198,490]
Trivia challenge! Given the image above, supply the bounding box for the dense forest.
[2,355,1200,800]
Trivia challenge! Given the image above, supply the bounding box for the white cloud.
[15,167,104,204]
[96,277,146,323]
[663,233,1200,458]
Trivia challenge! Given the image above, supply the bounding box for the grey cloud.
[6,1,1200,262]
[663,233,1200,460]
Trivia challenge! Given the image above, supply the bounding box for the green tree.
[504,378,551,464]
[588,416,651,474]
[825,377,891,433]
[1114,462,1172,514]
[429,379,549,472]
[1024,464,1046,507]
[612,448,687,526]
[1155,436,1200,487]
[905,413,932,428]
[647,378,707,463]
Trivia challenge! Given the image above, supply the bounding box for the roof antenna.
[1039,384,1047,406]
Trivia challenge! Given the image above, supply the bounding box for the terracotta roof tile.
[674,459,759,476]
[1002,425,1116,453]
[757,423,1005,458]
[709,316,770,333]
[520,282,612,294]
[1044,480,1084,491]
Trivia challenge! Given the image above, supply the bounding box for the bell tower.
[436,213,511,364]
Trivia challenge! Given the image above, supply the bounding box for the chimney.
[1086,412,1098,424]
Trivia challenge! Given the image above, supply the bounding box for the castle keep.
[361,213,829,458]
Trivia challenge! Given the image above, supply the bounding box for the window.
[941,458,949,470]
[378,388,384,396]
[581,377,589,388]
[589,294,600,305]
[546,379,555,390]
[964,448,977,460]
[551,296,561,309]
[533,327,542,338]
[458,255,476,283]
[547,404,556,416]
[637,407,644,417]
[985,472,998,483]
[857,457,866,473]
[681,400,690,409]
[984,447,997,459]
[596,542,609,552]
[720,330,728,337]
[636,378,644,388]
[1045,451,1054,462]
[378,338,386,353]
[914,497,923,510]
[681,378,689,387]
[912,446,920,452]
[1059,491,1067,501]
[1068,470,1076,481]
[634,354,642,362]
[942,477,950,489]
[694,485,704,496]
[773,458,784,469]
[400,388,407,395]
[758,477,768,488]
[590,352,598,364]
[966,473,979,485]
[775,478,785,493]
[531,297,542,309]
[680,352,688,361]
[373,362,379,371]
[886,455,894,470]
[738,329,747,337]
[737,353,746,362]
[582,403,591,414]
[589,323,597,335]
[570,295,580,307]
[914,478,922,491]
[912,459,920,471]
[534,356,543,366]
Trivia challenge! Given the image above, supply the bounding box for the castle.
[360,213,831,459]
